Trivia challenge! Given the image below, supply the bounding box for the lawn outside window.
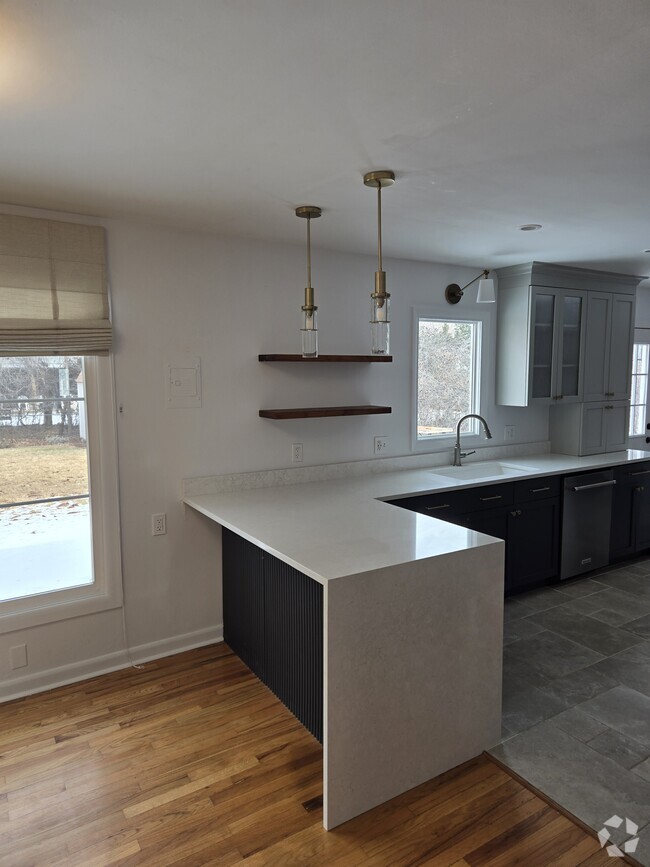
[414,313,483,447]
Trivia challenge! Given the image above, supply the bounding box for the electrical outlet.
[152,513,167,536]
[292,443,303,463]
[504,425,516,441]
[374,436,389,455]
[10,644,27,669]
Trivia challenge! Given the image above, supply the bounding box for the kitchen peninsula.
[184,448,650,829]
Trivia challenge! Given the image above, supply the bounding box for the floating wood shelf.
[258,354,393,363]
[259,405,392,420]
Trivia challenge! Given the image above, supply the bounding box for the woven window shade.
[0,214,111,356]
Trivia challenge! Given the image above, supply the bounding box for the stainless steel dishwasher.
[561,469,616,580]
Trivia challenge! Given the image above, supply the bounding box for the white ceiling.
[1,0,649,277]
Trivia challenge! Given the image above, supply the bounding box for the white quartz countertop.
[184,449,650,584]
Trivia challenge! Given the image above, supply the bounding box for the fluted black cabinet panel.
[222,528,266,679]
[264,554,323,743]
[221,528,323,743]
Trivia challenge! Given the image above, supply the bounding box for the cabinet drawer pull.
[629,470,650,476]
[480,495,503,502]
[426,503,451,511]
[605,404,614,410]
[530,486,551,493]
[572,480,617,492]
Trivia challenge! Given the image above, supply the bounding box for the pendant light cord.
[306,215,312,288]
[377,185,383,271]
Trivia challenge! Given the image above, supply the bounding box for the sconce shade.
[445,269,494,305]
[476,276,496,303]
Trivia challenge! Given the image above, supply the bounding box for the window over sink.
[415,316,483,442]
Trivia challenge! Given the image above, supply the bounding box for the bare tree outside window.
[417,319,481,439]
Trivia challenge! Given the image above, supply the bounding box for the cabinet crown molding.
[496,261,645,294]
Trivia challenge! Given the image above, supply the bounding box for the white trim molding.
[0,625,223,703]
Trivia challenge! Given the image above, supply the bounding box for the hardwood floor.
[0,644,613,866]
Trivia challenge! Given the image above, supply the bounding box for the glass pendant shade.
[476,277,496,303]
[301,308,318,357]
[370,294,390,355]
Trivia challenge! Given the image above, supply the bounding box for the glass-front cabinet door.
[530,291,556,401]
[556,290,586,402]
[529,288,586,404]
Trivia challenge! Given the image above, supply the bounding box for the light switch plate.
[166,357,202,408]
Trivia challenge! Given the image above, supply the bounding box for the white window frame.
[0,356,122,633]
[629,329,650,446]
[412,305,491,452]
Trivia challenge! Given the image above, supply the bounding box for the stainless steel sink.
[431,462,539,480]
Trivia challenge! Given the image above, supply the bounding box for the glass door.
[557,291,585,402]
[530,291,556,401]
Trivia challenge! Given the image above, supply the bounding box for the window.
[630,342,650,437]
[0,355,122,632]
[416,317,482,441]
[0,356,92,602]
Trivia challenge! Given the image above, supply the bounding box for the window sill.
[0,582,122,634]
[413,433,484,452]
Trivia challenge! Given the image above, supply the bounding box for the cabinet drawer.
[614,461,650,484]
[464,483,514,511]
[514,475,561,503]
[388,489,470,517]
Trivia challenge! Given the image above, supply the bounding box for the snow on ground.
[0,500,93,601]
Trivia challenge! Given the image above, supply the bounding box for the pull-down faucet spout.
[453,414,493,466]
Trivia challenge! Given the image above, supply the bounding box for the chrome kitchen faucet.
[453,414,493,466]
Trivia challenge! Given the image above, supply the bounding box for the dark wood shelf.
[259,405,392,420]
[259,354,393,363]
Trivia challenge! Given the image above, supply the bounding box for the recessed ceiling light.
[519,224,542,231]
[644,249,650,254]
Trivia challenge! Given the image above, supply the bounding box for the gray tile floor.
[490,559,650,864]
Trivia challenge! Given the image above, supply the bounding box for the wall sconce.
[445,269,495,305]
[296,205,322,357]
[364,169,395,354]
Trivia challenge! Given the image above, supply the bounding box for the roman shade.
[0,214,111,356]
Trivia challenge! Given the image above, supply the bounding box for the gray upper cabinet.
[496,262,642,408]
[583,292,635,402]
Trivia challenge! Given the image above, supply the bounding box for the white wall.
[0,211,549,695]
[635,285,650,328]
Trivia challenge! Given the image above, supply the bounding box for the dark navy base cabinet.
[388,475,561,596]
[222,528,323,743]
[611,462,650,560]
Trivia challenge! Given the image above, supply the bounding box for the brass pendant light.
[296,205,322,357]
[364,170,395,355]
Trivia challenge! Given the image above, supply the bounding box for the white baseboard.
[0,624,223,704]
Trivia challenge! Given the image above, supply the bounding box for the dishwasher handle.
[572,479,617,493]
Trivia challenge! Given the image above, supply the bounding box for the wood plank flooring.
[0,644,613,866]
